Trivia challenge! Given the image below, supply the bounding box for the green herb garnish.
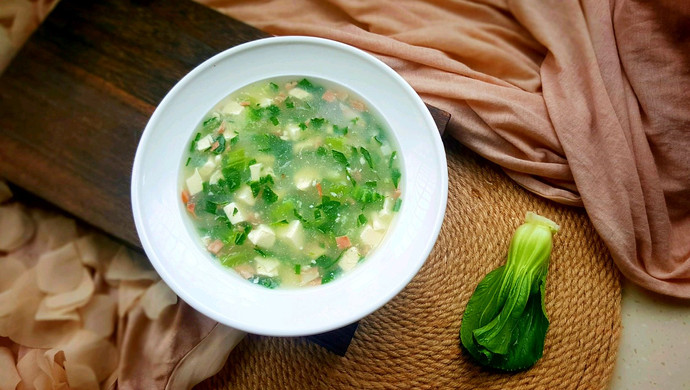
[393,198,402,212]
[360,147,374,169]
[391,169,401,189]
[332,150,349,166]
[310,117,325,129]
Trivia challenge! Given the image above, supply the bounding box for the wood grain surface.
[0,0,449,249]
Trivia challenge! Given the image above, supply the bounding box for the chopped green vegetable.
[189,132,201,152]
[294,264,301,275]
[315,255,338,269]
[285,98,295,109]
[360,147,374,168]
[321,268,341,284]
[333,125,348,136]
[298,78,314,90]
[332,150,349,166]
[391,169,401,189]
[311,117,326,129]
[357,214,367,226]
[373,135,383,145]
[388,151,397,169]
[262,186,278,204]
[298,122,307,130]
[460,212,560,371]
[269,82,279,91]
[202,116,221,131]
[251,275,279,289]
[393,198,402,212]
[212,135,226,154]
[222,168,242,192]
[270,116,279,126]
[185,157,191,166]
[249,182,261,197]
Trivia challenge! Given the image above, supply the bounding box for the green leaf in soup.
[460,212,559,371]
[333,125,348,136]
[262,186,279,204]
[360,147,374,169]
[189,132,201,152]
[285,97,295,109]
[251,275,280,289]
[297,78,315,90]
[222,168,242,192]
[310,117,326,129]
[202,116,221,132]
[249,182,261,198]
[315,255,338,270]
[321,268,342,284]
[391,168,401,189]
[269,82,279,92]
[332,150,349,167]
[212,135,226,154]
[388,151,397,169]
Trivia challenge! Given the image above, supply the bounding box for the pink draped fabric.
[199,0,690,298]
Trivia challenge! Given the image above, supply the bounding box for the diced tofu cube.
[214,155,222,164]
[338,247,361,272]
[372,212,393,231]
[279,220,304,249]
[186,169,203,196]
[223,131,239,141]
[235,185,255,206]
[299,266,320,286]
[294,167,319,191]
[360,225,384,247]
[254,257,279,277]
[380,144,392,157]
[339,103,358,121]
[209,170,224,185]
[221,100,244,115]
[198,159,216,180]
[288,87,311,100]
[249,163,263,182]
[248,224,276,248]
[380,197,395,217]
[285,124,301,141]
[259,97,273,107]
[223,202,246,225]
[196,134,214,151]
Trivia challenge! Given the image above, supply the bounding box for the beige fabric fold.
[199,0,690,298]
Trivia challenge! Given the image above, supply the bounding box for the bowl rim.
[131,36,448,336]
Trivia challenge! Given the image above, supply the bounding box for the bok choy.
[460,212,559,371]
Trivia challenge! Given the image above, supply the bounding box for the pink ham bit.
[350,100,366,111]
[284,81,297,90]
[234,264,255,279]
[239,101,251,106]
[336,235,351,249]
[322,90,336,102]
[274,93,287,103]
[207,240,224,255]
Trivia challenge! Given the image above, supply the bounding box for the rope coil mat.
[200,140,621,390]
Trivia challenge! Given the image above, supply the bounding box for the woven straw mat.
[199,138,622,390]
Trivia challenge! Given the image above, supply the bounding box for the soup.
[180,77,402,288]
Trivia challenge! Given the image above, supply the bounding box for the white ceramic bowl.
[131,36,447,336]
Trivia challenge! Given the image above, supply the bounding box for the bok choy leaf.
[460,212,559,371]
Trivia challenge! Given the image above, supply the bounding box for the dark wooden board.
[0,0,449,249]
